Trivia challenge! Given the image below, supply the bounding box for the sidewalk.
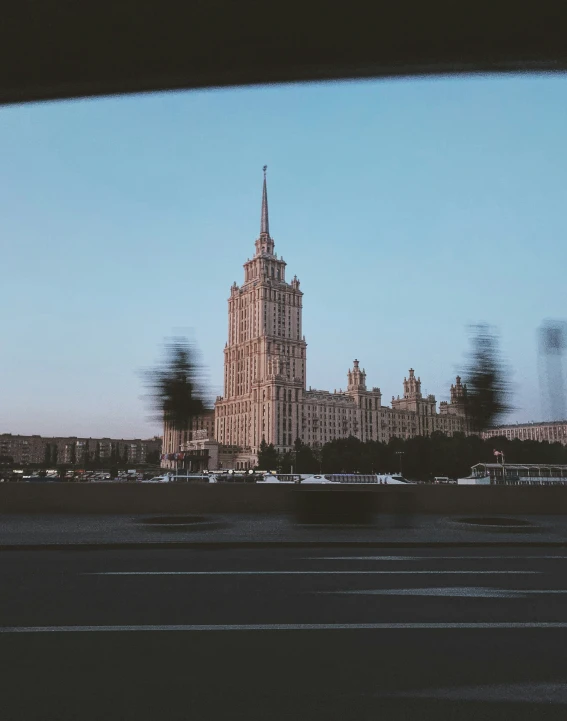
[3,513,567,548]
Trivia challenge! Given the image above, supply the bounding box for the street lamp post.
[395,451,405,476]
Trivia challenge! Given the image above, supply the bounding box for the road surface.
[2,546,567,719]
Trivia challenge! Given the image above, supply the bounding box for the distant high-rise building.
[538,321,567,422]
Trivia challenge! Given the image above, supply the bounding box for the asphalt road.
[3,546,567,720]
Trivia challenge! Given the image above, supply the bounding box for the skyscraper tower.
[215,167,307,455]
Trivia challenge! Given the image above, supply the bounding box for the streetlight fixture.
[395,451,405,476]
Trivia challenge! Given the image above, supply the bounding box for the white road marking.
[319,587,567,598]
[382,682,567,704]
[306,555,567,561]
[3,622,567,633]
[85,570,538,576]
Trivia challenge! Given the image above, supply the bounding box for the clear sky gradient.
[1,74,566,438]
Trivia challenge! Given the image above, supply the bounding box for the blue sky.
[1,74,566,438]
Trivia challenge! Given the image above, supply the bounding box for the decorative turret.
[450,375,467,405]
[403,368,422,400]
[347,359,367,392]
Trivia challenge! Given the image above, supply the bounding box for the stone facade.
[161,411,252,472]
[211,169,469,468]
[179,430,220,472]
[161,411,216,469]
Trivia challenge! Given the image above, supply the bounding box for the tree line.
[257,433,567,481]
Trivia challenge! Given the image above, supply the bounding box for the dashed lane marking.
[2,622,567,633]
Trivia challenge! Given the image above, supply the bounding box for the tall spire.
[260,165,269,236]
[254,165,275,257]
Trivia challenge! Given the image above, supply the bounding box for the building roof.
[473,463,567,471]
[486,421,567,429]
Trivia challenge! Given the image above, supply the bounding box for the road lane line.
[305,556,567,561]
[381,682,567,703]
[84,570,539,576]
[3,622,567,633]
[317,587,567,598]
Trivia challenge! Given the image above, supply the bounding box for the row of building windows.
[484,425,567,443]
[231,286,302,307]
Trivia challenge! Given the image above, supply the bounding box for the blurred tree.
[322,436,364,473]
[403,435,432,479]
[310,442,323,473]
[293,438,317,473]
[461,323,513,432]
[143,336,209,434]
[43,444,51,466]
[279,450,294,473]
[257,439,279,470]
[146,450,160,465]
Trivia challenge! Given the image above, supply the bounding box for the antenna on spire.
[260,165,269,236]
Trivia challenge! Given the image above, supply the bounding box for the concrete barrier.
[294,487,376,524]
[407,485,567,516]
[0,483,295,515]
[2,483,567,515]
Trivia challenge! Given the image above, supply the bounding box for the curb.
[2,540,567,551]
